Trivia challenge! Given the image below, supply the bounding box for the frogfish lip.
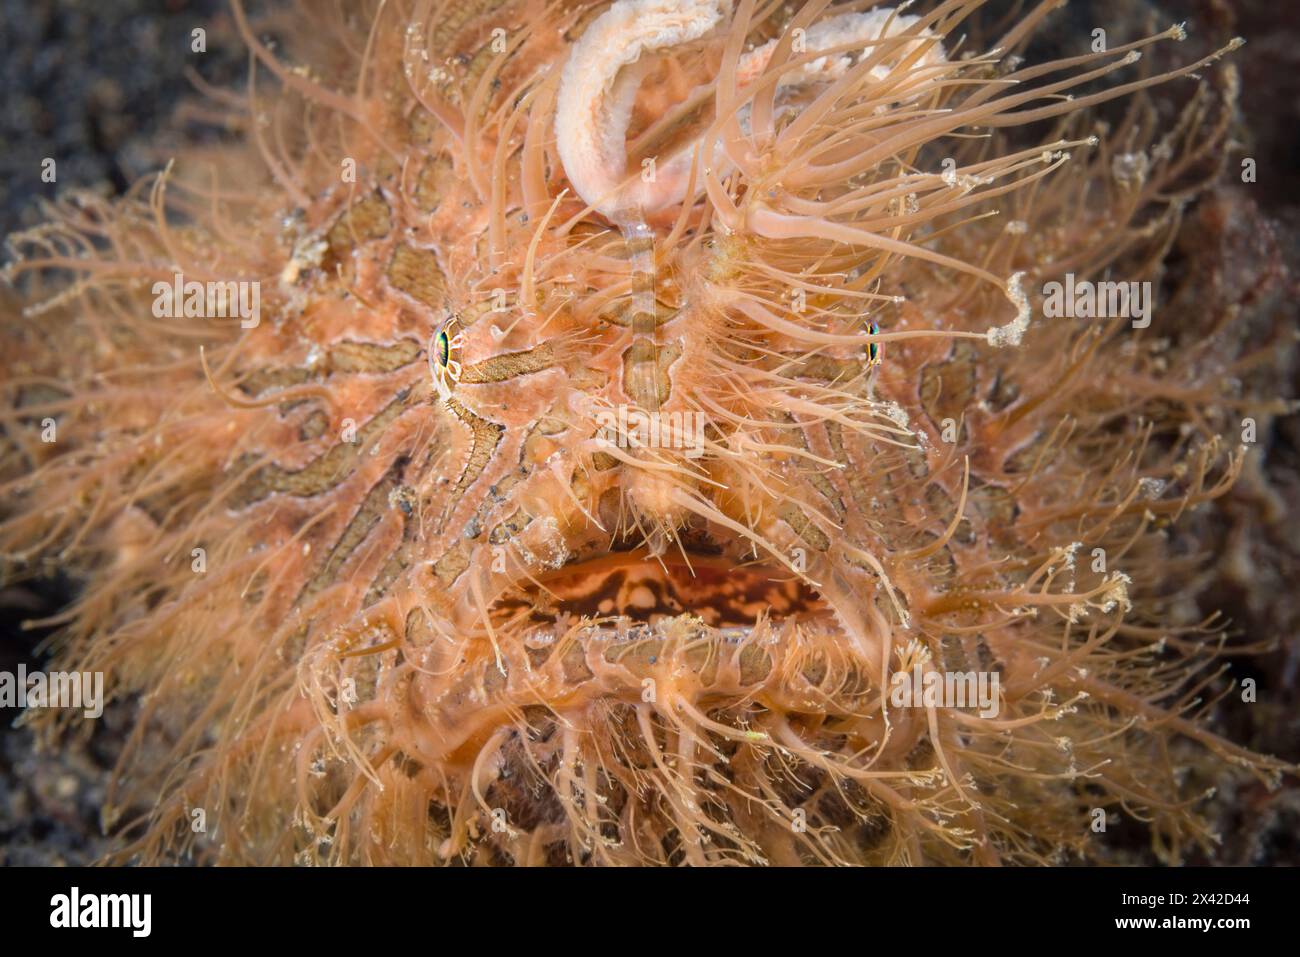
[488,547,843,649]
[420,546,889,770]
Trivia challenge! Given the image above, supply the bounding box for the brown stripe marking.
[459,342,558,384]
[300,457,408,604]
[777,502,831,552]
[327,196,392,261]
[442,396,505,522]
[237,338,423,400]
[232,389,413,507]
[387,243,447,309]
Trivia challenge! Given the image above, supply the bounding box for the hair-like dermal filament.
[555,0,736,533]
[556,0,950,217]
[618,218,661,414]
[556,0,731,218]
[555,0,966,561]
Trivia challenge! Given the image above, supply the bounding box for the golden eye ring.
[867,320,883,368]
[429,314,466,401]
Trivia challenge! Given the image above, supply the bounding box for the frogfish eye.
[429,315,464,401]
[867,321,882,367]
